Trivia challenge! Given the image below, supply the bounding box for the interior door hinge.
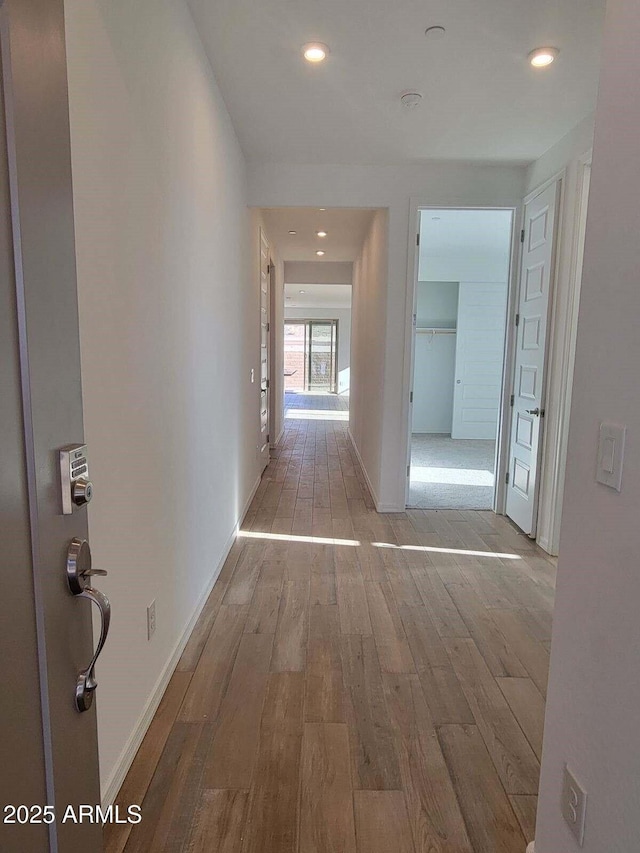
[520,229,525,243]
[266,379,270,389]
[410,391,414,403]
[407,464,411,477]
[510,393,515,407]
[267,434,270,444]
[515,313,520,327]
[416,233,420,246]
[266,322,270,332]
[505,471,510,485]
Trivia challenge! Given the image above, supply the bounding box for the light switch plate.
[147,600,156,640]
[596,422,626,491]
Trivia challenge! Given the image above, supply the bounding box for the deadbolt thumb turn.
[67,538,111,713]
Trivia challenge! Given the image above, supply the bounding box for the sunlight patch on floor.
[239,530,359,546]
[238,530,519,559]
[411,465,495,487]
[372,541,521,560]
[285,409,349,421]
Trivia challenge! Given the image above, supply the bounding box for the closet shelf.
[416,327,457,334]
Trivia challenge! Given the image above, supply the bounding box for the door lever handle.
[525,407,545,417]
[66,538,111,712]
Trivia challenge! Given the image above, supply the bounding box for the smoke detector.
[400,91,423,109]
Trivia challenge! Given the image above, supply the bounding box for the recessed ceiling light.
[425,25,446,40]
[400,91,423,109]
[289,230,297,234]
[528,47,559,68]
[317,231,327,237]
[319,208,326,211]
[299,289,306,294]
[302,42,329,63]
[316,250,325,256]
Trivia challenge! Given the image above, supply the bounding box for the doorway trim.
[259,227,270,470]
[401,202,521,511]
[537,155,592,554]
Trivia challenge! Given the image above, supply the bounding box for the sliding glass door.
[308,321,337,391]
[284,319,338,393]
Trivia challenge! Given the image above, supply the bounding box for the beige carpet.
[408,434,496,509]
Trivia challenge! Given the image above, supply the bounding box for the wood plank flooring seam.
[107,399,555,853]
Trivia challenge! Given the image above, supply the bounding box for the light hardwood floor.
[106,404,555,853]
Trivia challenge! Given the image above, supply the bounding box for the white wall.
[284,261,352,285]
[420,253,511,282]
[416,281,459,328]
[249,163,525,509]
[412,334,456,433]
[284,306,352,394]
[418,208,513,283]
[413,283,458,433]
[350,209,388,505]
[526,115,595,555]
[536,1,640,849]
[65,0,258,800]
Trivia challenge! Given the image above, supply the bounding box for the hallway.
[106,412,555,853]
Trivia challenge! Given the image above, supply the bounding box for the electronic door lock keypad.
[60,443,94,514]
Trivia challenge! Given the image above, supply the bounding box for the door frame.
[283,318,308,392]
[259,228,270,470]
[402,202,521,510]
[268,254,277,448]
[537,156,591,554]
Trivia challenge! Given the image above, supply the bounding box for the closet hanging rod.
[416,327,457,335]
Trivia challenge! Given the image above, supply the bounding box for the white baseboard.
[377,502,405,512]
[347,429,381,510]
[100,476,260,808]
[536,533,558,557]
[240,474,262,525]
[272,427,285,448]
[347,429,404,514]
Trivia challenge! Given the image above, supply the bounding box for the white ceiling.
[187,0,605,164]
[285,283,352,310]
[262,207,373,261]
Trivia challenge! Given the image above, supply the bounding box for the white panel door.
[259,229,270,470]
[506,180,560,535]
[451,282,508,439]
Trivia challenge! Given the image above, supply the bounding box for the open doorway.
[408,208,514,509]
[283,287,350,420]
[259,206,373,429]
